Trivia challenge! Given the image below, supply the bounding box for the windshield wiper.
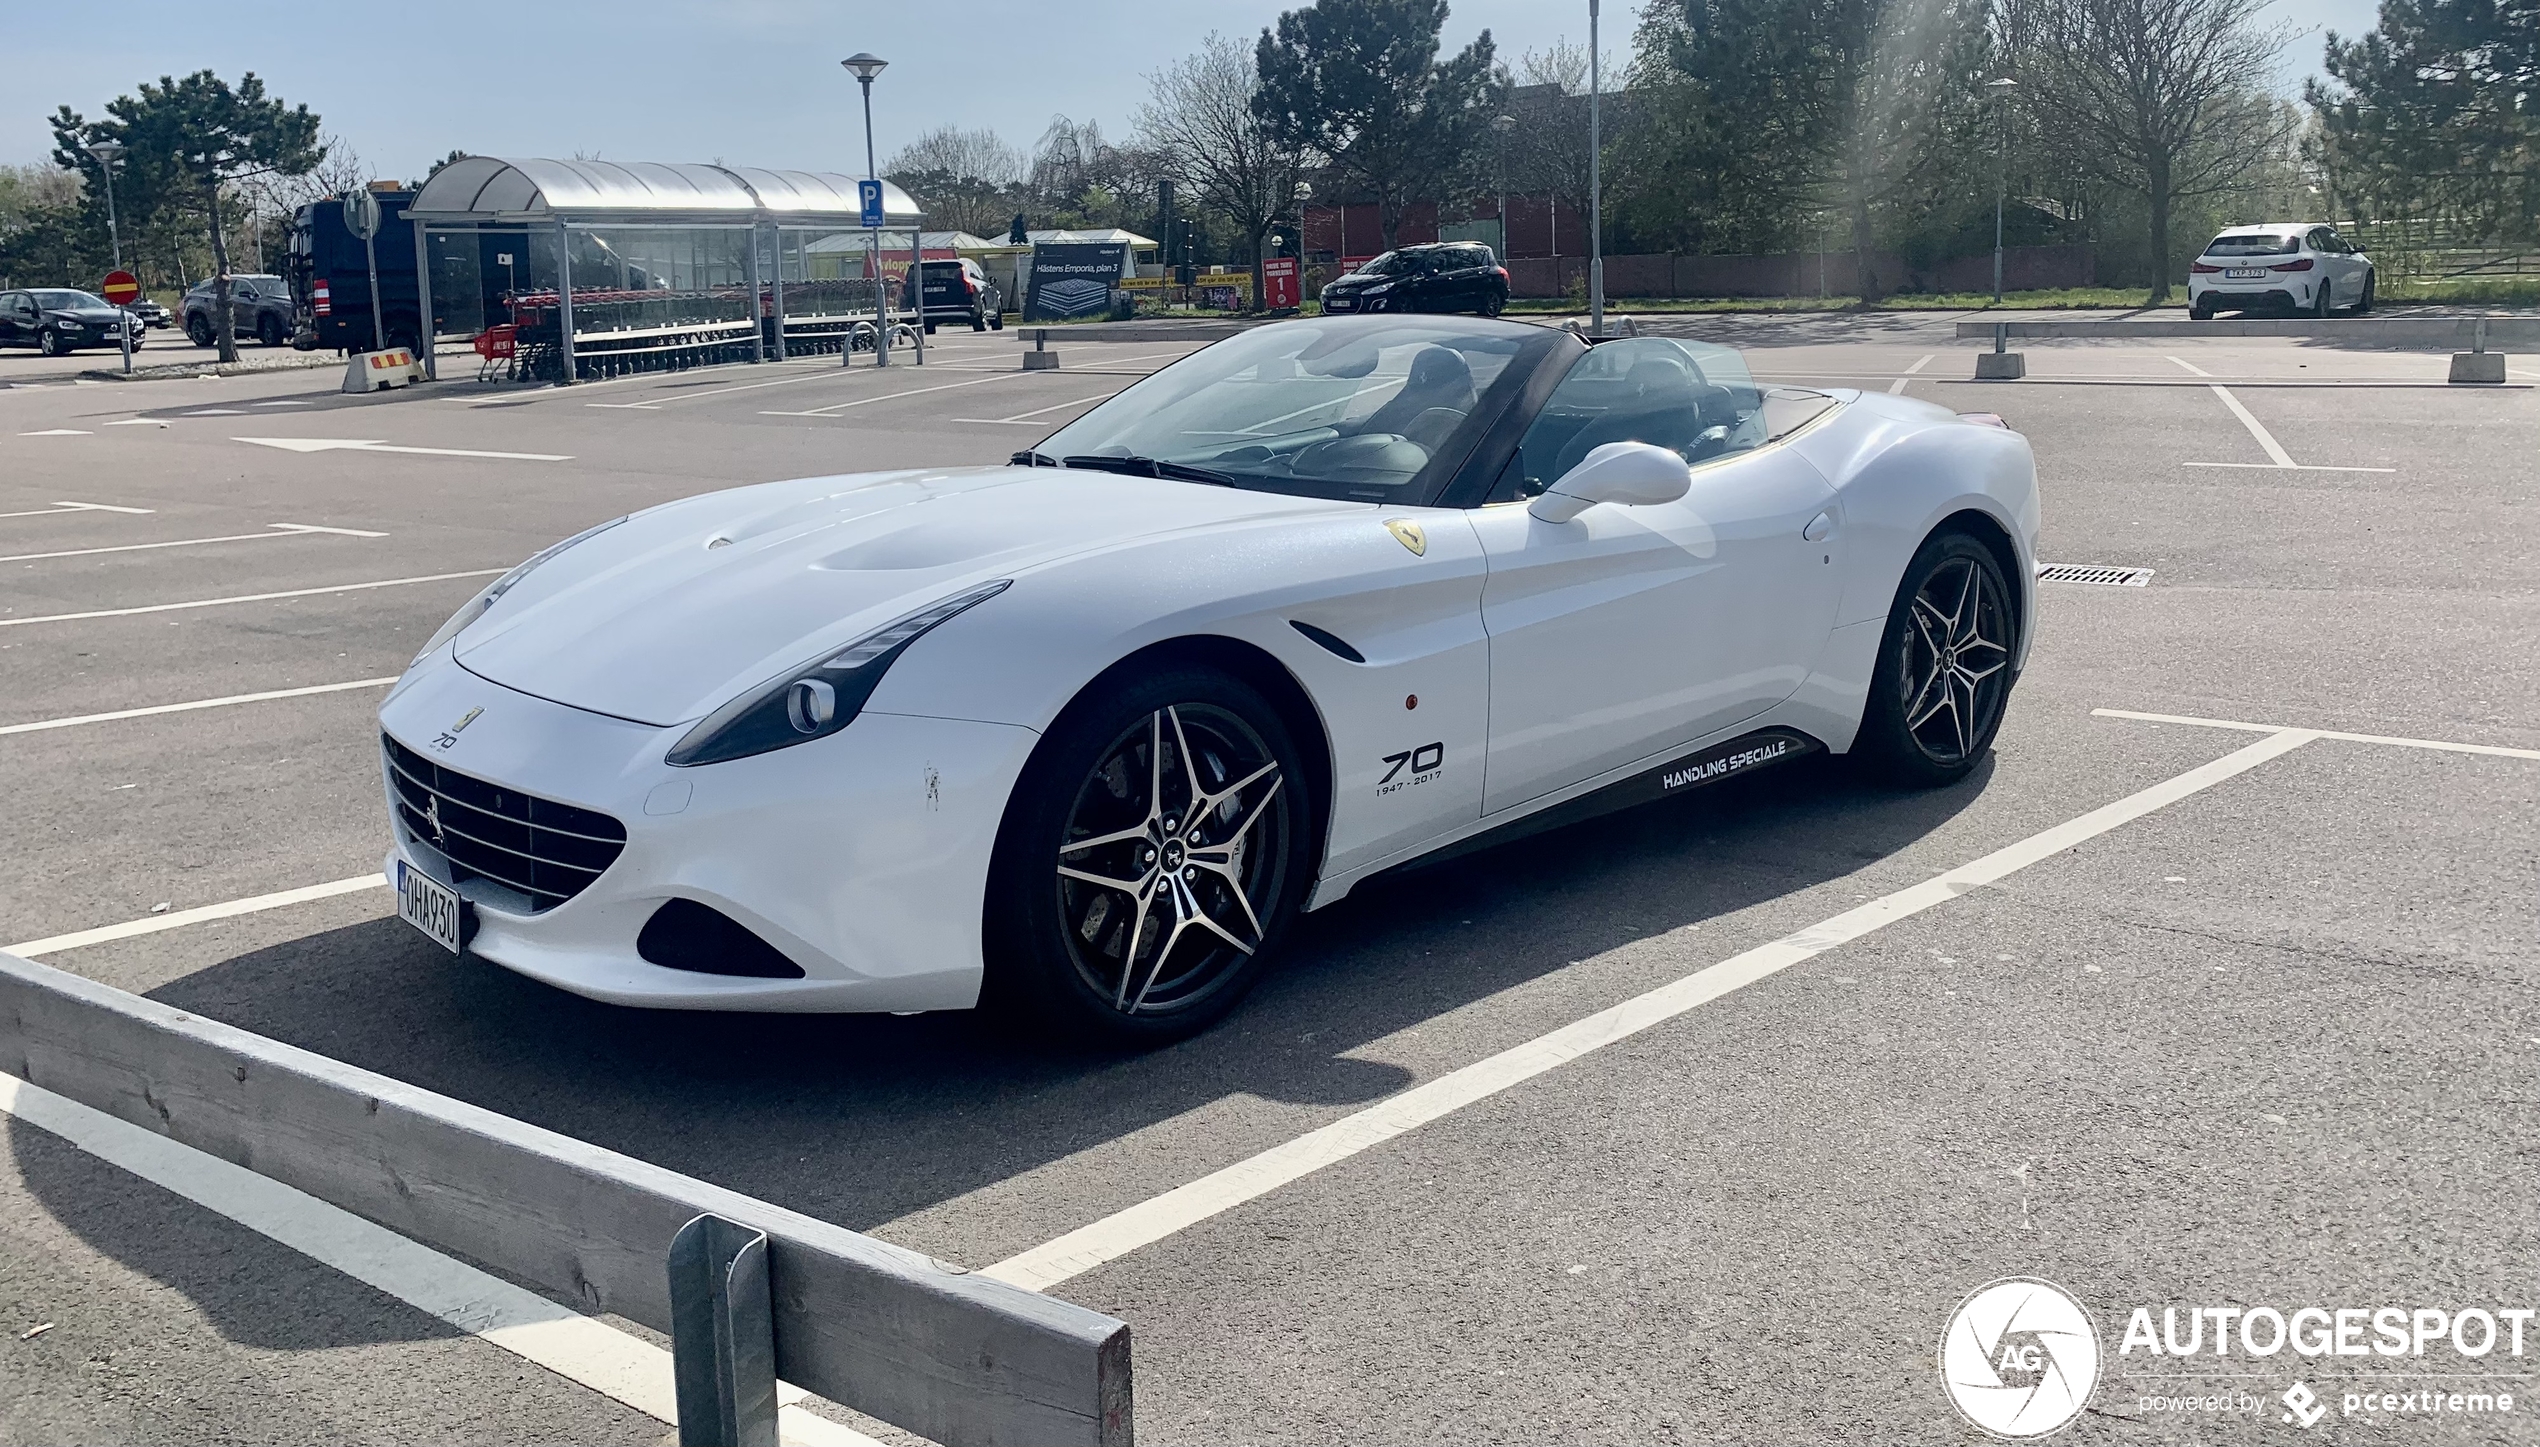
[1060,454,1237,487]
[1010,449,1057,467]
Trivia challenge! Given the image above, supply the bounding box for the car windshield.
[33,290,104,309]
[1486,338,1839,504]
[1035,316,1545,503]
[1354,251,1431,277]
[2204,233,2300,257]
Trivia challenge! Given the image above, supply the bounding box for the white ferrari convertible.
[382,317,2037,1044]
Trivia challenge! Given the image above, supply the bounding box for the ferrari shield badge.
[1384,519,1427,556]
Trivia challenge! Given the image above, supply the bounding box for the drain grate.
[2035,563,2155,586]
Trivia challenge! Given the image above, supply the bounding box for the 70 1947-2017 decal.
[1378,742,1444,796]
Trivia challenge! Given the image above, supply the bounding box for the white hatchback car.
[2189,224,2376,319]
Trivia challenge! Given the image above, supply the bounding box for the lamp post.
[1492,114,1516,265]
[1987,77,2018,305]
[842,51,890,367]
[1588,0,1606,335]
[85,139,131,376]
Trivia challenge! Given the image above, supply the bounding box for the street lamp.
[841,52,891,367]
[1492,115,1516,265]
[1588,0,1605,336]
[1986,77,2019,305]
[85,139,131,376]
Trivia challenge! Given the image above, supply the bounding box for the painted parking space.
[0,318,2529,1443]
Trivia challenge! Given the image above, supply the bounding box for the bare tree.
[2003,0,2293,302]
[1137,33,1314,309]
[1500,40,1597,263]
[885,126,1026,237]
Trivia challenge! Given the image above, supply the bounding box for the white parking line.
[0,678,396,737]
[981,727,2318,1292]
[2167,355,2214,378]
[1903,353,1936,375]
[17,429,91,436]
[0,1073,878,1447]
[2179,371,2398,474]
[2092,708,2540,760]
[235,438,572,462]
[952,392,1119,425]
[5,875,386,958]
[761,372,1034,417]
[0,501,155,520]
[0,568,502,630]
[0,522,386,565]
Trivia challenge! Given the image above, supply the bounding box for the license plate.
[2224,268,2265,280]
[397,859,466,954]
[1326,298,1353,312]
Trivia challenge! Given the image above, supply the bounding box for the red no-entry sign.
[100,270,140,305]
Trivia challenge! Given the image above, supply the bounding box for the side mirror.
[1529,441,1692,523]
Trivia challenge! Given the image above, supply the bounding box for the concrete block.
[2449,351,2506,384]
[1021,350,1061,371]
[1974,351,2026,380]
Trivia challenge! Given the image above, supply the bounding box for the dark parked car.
[182,274,296,347]
[1319,243,1509,317]
[0,289,142,355]
[127,298,173,331]
[901,257,1003,333]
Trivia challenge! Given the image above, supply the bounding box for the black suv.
[901,258,1003,333]
[182,274,297,347]
[1320,243,1509,316]
[0,289,142,355]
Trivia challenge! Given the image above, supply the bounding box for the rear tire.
[983,667,1313,1048]
[2190,299,2215,321]
[258,314,286,347]
[1855,531,2017,787]
[2311,281,2332,319]
[1480,289,1506,317]
[971,308,988,332]
[186,314,213,347]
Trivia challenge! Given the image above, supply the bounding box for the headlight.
[665,580,1010,767]
[1361,281,1395,295]
[411,515,628,665]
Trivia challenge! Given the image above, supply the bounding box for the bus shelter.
[405,156,926,383]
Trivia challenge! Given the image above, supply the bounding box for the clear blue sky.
[5,0,2375,181]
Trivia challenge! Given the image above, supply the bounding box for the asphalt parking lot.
[2,314,2534,1445]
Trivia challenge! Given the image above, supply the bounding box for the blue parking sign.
[859,179,885,229]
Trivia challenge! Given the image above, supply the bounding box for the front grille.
[384,734,626,911]
[2035,563,2155,586]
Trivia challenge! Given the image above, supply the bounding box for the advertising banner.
[1026,242,1128,321]
[1263,256,1301,311]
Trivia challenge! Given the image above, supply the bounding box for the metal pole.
[101,162,130,376]
[910,220,925,365]
[747,221,765,363]
[1588,0,1605,336]
[1992,106,2007,304]
[365,230,385,353]
[412,218,437,381]
[770,228,789,362]
[556,221,576,385]
[860,76,886,369]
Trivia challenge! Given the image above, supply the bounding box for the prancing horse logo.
[1384,519,1427,556]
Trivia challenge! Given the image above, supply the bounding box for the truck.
[284,184,434,353]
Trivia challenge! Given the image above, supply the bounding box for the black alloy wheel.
[986,668,1310,1046]
[185,314,213,347]
[2356,269,2375,313]
[1480,289,1506,317]
[1857,531,2017,785]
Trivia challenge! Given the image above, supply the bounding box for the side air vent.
[2035,563,2155,586]
[1289,620,1367,663]
[637,899,807,979]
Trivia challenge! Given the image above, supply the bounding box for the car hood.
[453,465,1359,726]
[45,306,126,322]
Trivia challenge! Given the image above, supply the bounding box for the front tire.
[37,328,65,357]
[1855,531,2017,786]
[984,668,1312,1047]
[2354,269,2375,313]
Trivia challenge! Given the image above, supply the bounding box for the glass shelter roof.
[409,157,922,225]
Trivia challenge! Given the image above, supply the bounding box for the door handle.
[1802,510,1835,542]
